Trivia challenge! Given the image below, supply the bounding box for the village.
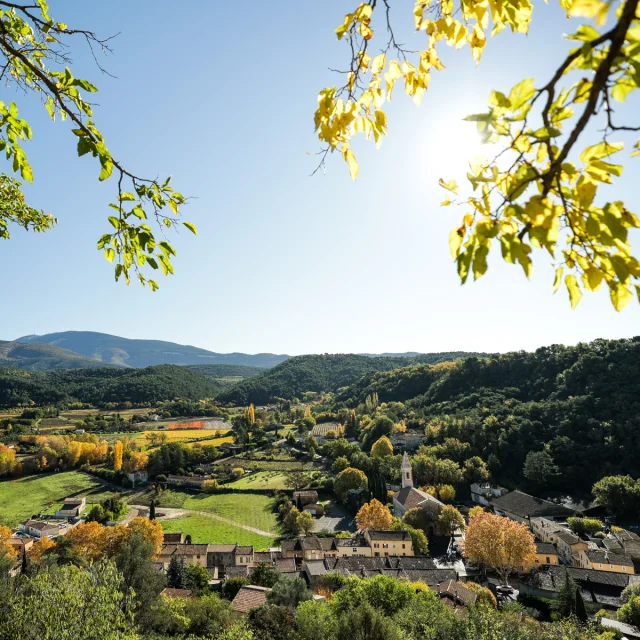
[7,442,640,637]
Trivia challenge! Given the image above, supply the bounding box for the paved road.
[128,504,276,538]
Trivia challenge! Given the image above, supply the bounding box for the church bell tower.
[401,451,413,489]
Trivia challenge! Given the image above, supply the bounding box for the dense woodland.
[215,353,489,405]
[329,338,640,497]
[184,364,266,379]
[0,365,223,407]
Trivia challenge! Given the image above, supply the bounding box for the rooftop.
[584,549,634,567]
[367,530,412,541]
[490,490,574,519]
[393,486,444,511]
[160,544,209,556]
[436,580,478,606]
[231,585,271,613]
[535,542,559,555]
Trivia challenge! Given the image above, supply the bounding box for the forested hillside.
[333,338,640,494]
[215,352,487,405]
[0,341,118,371]
[0,365,222,407]
[184,364,265,379]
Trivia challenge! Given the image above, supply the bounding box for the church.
[392,452,445,537]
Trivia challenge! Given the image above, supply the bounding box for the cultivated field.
[215,457,319,471]
[160,514,276,549]
[0,471,113,528]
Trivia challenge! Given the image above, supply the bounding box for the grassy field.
[0,471,113,528]
[226,471,293,491]
[216,457,319,471]
[161,514,276,549]
[183,493,278,533]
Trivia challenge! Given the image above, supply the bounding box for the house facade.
[55,497,86,518]
[365,530,414,557]
[576,549,635,574]
[157,543,209,568]
[18,520,66,539]
[470,482,509,506]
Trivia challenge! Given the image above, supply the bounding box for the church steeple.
[401,451,413,488]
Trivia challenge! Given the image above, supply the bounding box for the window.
[374,543,379,549]
[384,552,389,556]
[402,544,406,549]
[402,552,406,556]
[352,548,358,552]
[610,565,614,569]
[383,543,389,549]
[599,563,602,568]
[546,557,550,564]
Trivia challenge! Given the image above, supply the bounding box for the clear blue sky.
[1,1,639,355]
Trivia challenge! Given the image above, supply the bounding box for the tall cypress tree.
[575,586,588,622]
[149,500,156,521]
[167,555,185,589]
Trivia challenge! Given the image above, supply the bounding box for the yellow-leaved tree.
[356,498,393,530]
[464,512,536,584]
[113,440,123,472]
[371,435,394,458]
[316,0,640,310]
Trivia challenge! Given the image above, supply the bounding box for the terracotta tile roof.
[437,580,478,606]
[231,585,271,613]
[226,566,249,578]
[387,556,437,570]
[393,486,444,510]
[161,588,193,598]
[208,544,237,553]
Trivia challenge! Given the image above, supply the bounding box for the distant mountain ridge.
[16,331,290,368]
[0,340,119,372]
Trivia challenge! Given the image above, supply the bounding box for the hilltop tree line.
[0,365,223,408]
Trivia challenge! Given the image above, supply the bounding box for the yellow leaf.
[342,146,359,180]
[583,267,603,291]
[610,282,633,310]
[439,178,459,194]
[449,227,464,258]
[565,274,582,308]
[553,266,564,292]
[441,198,453,206]
[567,0,609,25]
[371,53,386,75]
[579,141,624,163]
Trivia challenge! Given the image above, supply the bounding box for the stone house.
[576,548,635,574]
[55,497,86,518]
[365,530,414,557]
[490,490,574,524]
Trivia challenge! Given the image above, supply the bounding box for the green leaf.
[119,192,136,202]
[183,221,198,235]
[103,248,115,263]
[99,156,113,181]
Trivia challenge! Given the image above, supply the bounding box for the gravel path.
[128,504,276,538]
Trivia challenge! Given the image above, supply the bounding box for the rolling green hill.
[215,352,487,405]
[0,365,223,408]
[0,340,117,372]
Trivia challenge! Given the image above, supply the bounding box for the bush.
[202,479,219,494]
[232,467,244,479]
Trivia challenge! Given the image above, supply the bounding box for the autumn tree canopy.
[317,0,640,310]
[0,1,195,288]
[356,499,393,530]
[464,512,536,583]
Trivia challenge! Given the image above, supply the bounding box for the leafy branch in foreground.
[316,0,640,310]
[0,0,197,288]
